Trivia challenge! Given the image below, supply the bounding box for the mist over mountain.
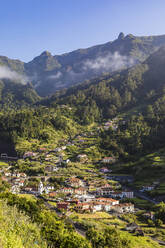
[48,45,165,121]
[1,33,165,97]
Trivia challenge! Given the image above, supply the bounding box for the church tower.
[38,181,44,194]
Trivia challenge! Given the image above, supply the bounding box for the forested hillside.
[2,46,165,159]
[0,80,40,109]
[1,33,165,96]
[49,46,165,121]
[26,33,165,95]
[1,37,165,248]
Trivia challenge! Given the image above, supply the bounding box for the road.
[37,195,86,237]
[134,191,158,204]
[126,186,159,204]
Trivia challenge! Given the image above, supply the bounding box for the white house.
[79,194,95,202]
[18,180,25,187]
[11,185,20,194]
[102,203,112,212]
[95,198,119,206]
[4,172,11,177]
[23,152,38,159]
[92,203,102,212]
[97,187,114,196]
[122,190,134,198]
[45,185,54,194]
[110,192,123,198]
[74,187,87,195]
[140,186,154,192]
[61,146,67,150]
[113,203,134,213]
[77,154,88,162]
[55,148,62,152]
[38,181,44,194]
[60,187,74,194]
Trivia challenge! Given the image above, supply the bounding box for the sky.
[1,0,165,62]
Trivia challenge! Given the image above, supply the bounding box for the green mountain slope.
[2,33,165,97]
[49,45,165,121]
[26,33,165,96]
[0,80,40,109]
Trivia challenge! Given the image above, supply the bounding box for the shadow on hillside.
[0,141,17,156]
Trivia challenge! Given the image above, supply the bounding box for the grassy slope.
[70,212,161,248]
[0,200,46,248]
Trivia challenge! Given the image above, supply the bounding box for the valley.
[0,114,165,248]
[1,33,165,248]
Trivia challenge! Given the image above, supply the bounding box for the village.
[1,156,135,215]
[0,119,160,219]
[1,119,165,247]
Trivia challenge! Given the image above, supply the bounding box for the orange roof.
[76,202,90,206]
[75,187,86,191]
[117,203,134,207]
[96,198,118,202]
[49,192,56,197]
[70,177,80,182]
[63,187,73,190]
[57,202,69,205]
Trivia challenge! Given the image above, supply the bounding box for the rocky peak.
[118,32,125,40]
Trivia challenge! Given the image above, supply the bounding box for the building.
[143,212,155,220]
[122,190,134,198]
[125,222,139,232]
[23,152,38,159]
[57,202,70,210]
[54,148,62,152]
[45,165,58,173]
[113,203,134,213]
[92,202,102,212]
[74,187,87,195]
[100,167,110,173]
[49,192,57,198]
[18,180,25,187]
[64,159,71,164]
[102,157,116,164]
[38,181,44,194]
[38,148,47,152]
[77,154,88,163]
[140,185,154,192]
[110,192,123,199]
[60,187,74,194]
[75,202,90,212]
[79,194,95,202]
[97,187,114,196]
[11,185,20,194]
[95,198,119,205]
[4,172,11,177]
[45,185,54,194]
[61,146,66,150]
[1,153,7,158]
[69,177,84,188]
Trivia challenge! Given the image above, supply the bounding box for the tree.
[155,219,163,227]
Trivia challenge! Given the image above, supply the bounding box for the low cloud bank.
[48,71,62,80]
[83,52,135,71]
[0,66,28,84]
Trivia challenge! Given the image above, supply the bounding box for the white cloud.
[83,52,135,72]
[48,71,62,80]
[0,66,28,84]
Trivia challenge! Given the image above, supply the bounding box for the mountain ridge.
[1,33,165,96]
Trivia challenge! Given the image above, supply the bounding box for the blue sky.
[1,0,165,62]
